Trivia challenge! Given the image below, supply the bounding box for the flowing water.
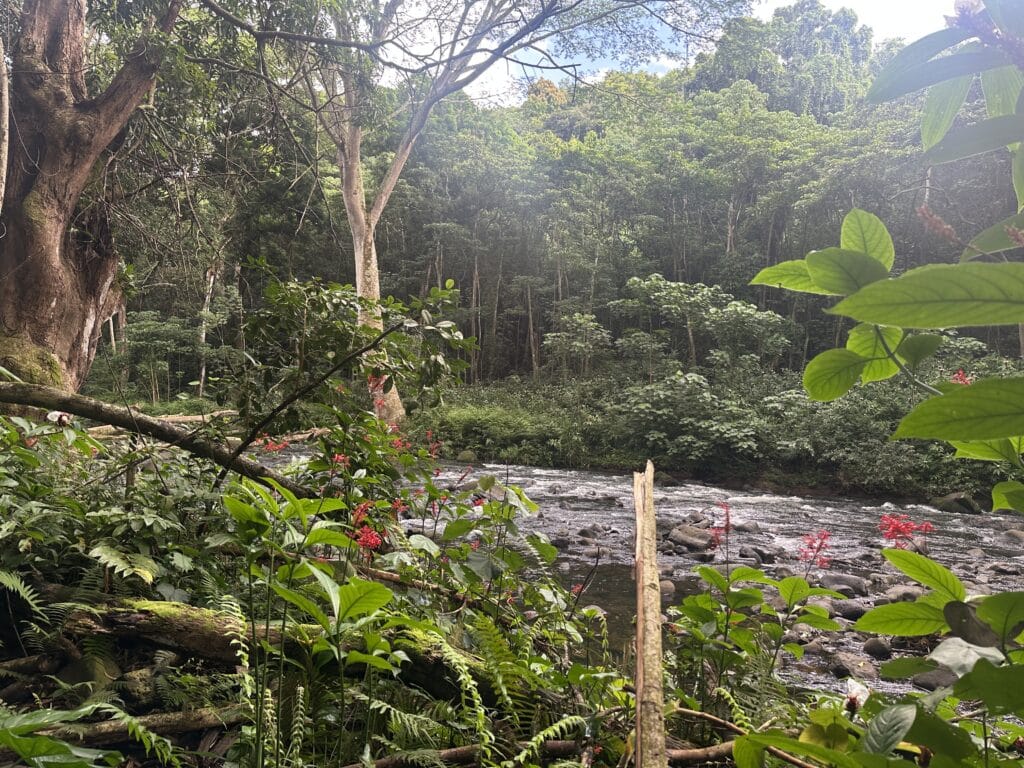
[431,463,1024,694]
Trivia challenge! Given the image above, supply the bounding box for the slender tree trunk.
[0,37,8,218]
[470,252,481,383]
[0,0,181,391]
[526,283,539,378]
[197,260,222,398]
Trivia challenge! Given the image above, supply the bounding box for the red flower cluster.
[425,429,442,458]
[391,498,409,514]
[879,513,934,549]
[570,583,584,596]
[951,369,973,386]
[709,501,732,551]
[259,434,289,452]
[331,453,350,468]
[355,525,383,550]
[352,501,373,526]
[798,530,832,568]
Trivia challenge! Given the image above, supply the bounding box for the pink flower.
[951,369,973,386]
[570,583,584,596]
[331,453,350,467]
[880,513,934,549]
[355,525,383,550]
[798,530,832,568]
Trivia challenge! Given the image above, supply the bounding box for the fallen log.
[0,383,311,498]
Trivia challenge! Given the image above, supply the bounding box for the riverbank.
[412,375,1003,506]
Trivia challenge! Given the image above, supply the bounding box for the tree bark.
[0,0,182,391]
[0,382,310,498]
[0,36,8,218]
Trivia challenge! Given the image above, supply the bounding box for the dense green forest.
[52,0,1016,497]
[6,0,1024,767]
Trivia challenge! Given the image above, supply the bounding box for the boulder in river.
[930,491,982,515]
[829,651,877,680]
[862,637,891,660]
[883,585,925,603]
[833,600,869,620]
[913,667,957,691]
[819,573,870,597]
[668,524,715,551]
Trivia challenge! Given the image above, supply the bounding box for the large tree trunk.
[0,0,180,391]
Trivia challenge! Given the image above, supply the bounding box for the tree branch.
[0,383,311,498]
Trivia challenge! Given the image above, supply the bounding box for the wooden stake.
[634,460,667,768]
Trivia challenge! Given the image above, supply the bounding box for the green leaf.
[894,377,1024,441]
[846,324,902,384]
[955,658,1024,714]
[305,527,358,549]
[992,479,1024,511]
[1014,147,1024,210]
[929,636,1004,676]
[982,65,1024,118]
[868,27,977,102]
[927,114,1024,163]
[749,260,835,294]
[831,262,1024,328]
[803,349,868,402]
[976,591,1024,645]
[922,75,973,150]
[860,704,916,755]
[731,736,765,768]
[806,249,890,294]
[949,436,1024,467]
[441,518,476,541]
[961,210,1024,260]
[794,612,842,631]
[344,650,396,672]
[696,565,729,593]
[894,334,944,368]
[904,709,976,761]
[742,734,860,768]
[882,549,965,602]
[272,583,330,630]
[880,657,938,679]
[841,209,896,269]
[985,0,1024,39]
[800,723,850,751]
[778,576,810,608]
[337,578,393,622]
[854,602,948,636]
[527,533,558,565]
[407,534,440,556]
[872,49,1011,103]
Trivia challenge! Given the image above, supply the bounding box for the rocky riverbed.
[422,463,1024,694]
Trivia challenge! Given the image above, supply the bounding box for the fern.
[504,714,585,767]
[713,687,754,732]
[431,635,494,757]
[98,703,182,768]
[88,543,164,585]
[0,569,44,616]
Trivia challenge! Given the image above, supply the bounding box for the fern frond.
[713,687,754,732]
[504,714,585,767]
[98,703,182,768]
[0,569,44,617]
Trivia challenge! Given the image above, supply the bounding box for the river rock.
[583,546,612,559]
[1002,529,1024,544]
[660,580,676,598]
[738,545,762,565]
[819,573,870,597]
[931,492,982,515]
[862,637,891,660]
[733,520,761,533]
[883,585,925,603]
[668,524,714,551]
[912,667,957,691]
[965,547,986,559]
[833,600,869,620]
[829,651,877,680]
[456,450,477,463]
[986,561,1023,575]
[802,638,828,655]
[684,511,712,528]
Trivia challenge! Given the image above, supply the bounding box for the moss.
[126,599,238,635]
[0,332,63,387]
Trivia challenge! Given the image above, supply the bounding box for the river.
[431,463,1024,693]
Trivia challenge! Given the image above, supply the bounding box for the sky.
[753,0,950,43]
[465,0,955,104]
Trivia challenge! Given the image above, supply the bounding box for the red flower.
[352,501,373,526]
[951,369,973,386]
[331,453,350,468]
[355,525,383,550]
[879,513,934,548]
[470,539,481,550]
[798,530,832,568]
[473,497,486,507]
[570,583,584,596]
[391,498,409,514]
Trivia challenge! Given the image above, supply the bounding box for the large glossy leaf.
[271,583,330,630]
[742,734,860,768]
[992,479,1024,511]
[831,263,1024,328]
[927,114,1024,163]
[337,578,393,622]
[803,349,868,402]
[894,334,944,368]
[868,27,976,102]
[841,209,896,269]
[883,549,965,602]
[955,658,1024,714]
[982,65,1024,118]
[985,0,1024,39]
[961,210,1024,260]
[929,637,1003,675]
[806,249,890,294]
[976,591,1024,645]
[922,75,973,150]
[854,602,948,635]
[860,705,916,755]
[749,260,834,294]
[903,709,977,760]
[894,377,1024,441]
[949,436,1024,466]
[846,324,901,383]
[871,50,1012,103]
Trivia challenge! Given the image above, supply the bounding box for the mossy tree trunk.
[0,0,181,391]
